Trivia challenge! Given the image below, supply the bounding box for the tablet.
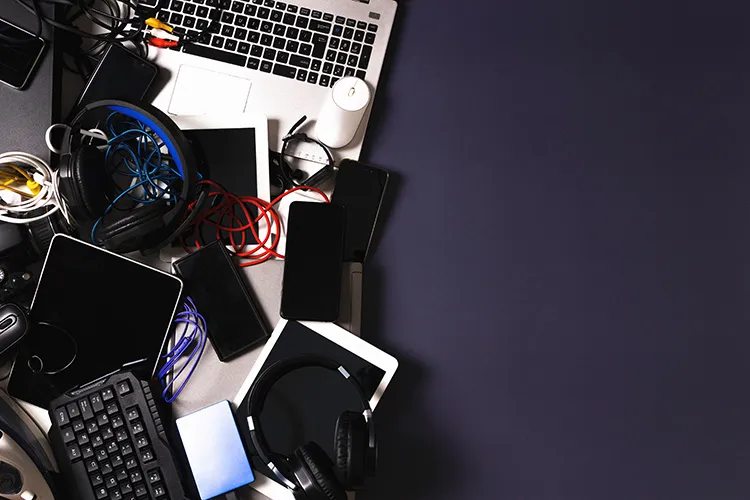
[233,320,398,500]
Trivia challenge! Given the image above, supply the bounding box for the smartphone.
[173,241,269,362]
[0,17,45,90]
[281,202,345,321]
[331,160,389,262]
[72,44,158,112]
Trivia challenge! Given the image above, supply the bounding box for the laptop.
[144,0,398,163]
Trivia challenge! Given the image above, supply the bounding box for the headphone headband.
[246,354,375,489]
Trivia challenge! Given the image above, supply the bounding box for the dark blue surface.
[361,1,750,499]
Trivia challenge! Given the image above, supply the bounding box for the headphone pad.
[64,146,108,220]
[334,411,368,490]
[99,202,166,252]
[295,443,345,500]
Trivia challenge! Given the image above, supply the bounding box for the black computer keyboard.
[147,0,378,88]
[48,371,185,500]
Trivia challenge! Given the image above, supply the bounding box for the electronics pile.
[0,0,401,499]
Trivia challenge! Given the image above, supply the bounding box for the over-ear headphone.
[279,116,336,190]
[246,355,377,500]
[57,99,204,254]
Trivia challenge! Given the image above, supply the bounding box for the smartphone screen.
[173,242,268,361]
[72,44,157,112]
[331,160,389,262]
[281,202,345,321]
[0,17,45,90]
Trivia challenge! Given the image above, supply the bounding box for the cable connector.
[147,35,181,49]
[145,17,173,33]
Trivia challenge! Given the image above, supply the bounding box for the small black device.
[280,202,345,322]
[246,355,377,499]
[0,303,28,356]
[173,241,268,361]
[0,16,45,90]
[71,44,158,117]
[48,370,186,500]
[278,116,336,190]
[331,160,389,262]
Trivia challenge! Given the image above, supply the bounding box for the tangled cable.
[0,152,71,224]
[157,297,207,403]
[182,180,329,267]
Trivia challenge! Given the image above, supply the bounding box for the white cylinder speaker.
[316,77,372,149]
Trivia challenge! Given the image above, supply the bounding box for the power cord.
[0,152,71,224]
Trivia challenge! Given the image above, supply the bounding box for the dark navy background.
[360,1,750,499]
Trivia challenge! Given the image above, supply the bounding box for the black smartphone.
[0,17,45,90]
[71,44,157,113]
[173,241,269,362]
[331,160,389,262]
[281,202,345,321]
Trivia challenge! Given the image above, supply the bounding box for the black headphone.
[58,99,205,254]
[279,116,336,190]
[246,355,377,500]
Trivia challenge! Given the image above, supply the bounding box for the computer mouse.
[0,304,28,356]
[316,77,372,149]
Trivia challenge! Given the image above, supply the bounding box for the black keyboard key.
[344,67,354,76]
[333,64,343,76]
[272,63,296,78]
[343,27,353,39]
[296,16,308,29]
[325,50,336,61]
[107,441,119,454]
[249,18,260,29]
[346,18,355,27]
[332,24,342,36]
[92,435,104,448]
[96,449,108,462]
[62,427,75,443]
[116,429,129,443]
[263,48,276,59]
[91,394,105,413]
[182,37,247,66]
[310,21,331,33]
[232,0,243,12]
[221,0,231,8]
[184,3,196,14]
[87,421,99,434]
[170,12,184,25]
[111,416,124,429]
[147,470,162,484]
[323,13,333,21]
[197,18,209,30]
[126,459,139,472]
[330,77,339,86]
[184,16,196,28]
[283,13,295,25]
[208,22,220,33]
[121,483,133,495]
[68,444,81,461]
[329,38,339,49]
[270,10,282,22]
[356,69,365,79]
[367,23,377,32]
[212,34,224,47]
[245,4,256,15]
[287,5,297,12]
[67,403,81,419]
[239,41,250,53]
[106,476,118,489]
[264,0,274,5]
[319,75,330,86]
[296,69,307,81]
[358,44,371,69]
[273,36,285,48]
[308,72,318,84]
[126,408,140,422]
[335,16,345,24]
[222,24,234,36]
[121,443,134,456]
[365,32,375,45]
[285,27,299,39]
[289,54,310,68]
[247,54,259,67]
[170,0,183,11]
[91,472,104,485]
[357,20,367,29]
[221,11,234,23]
[225,39,237,50]
[78,433,91,446]
[261,21,272,32]
[96,486,108,499]
[74,421,86,433]
[260,60,273,72]
[273,24,285,35]
[110,490,122,500]
[106,402,119,416]
[260,34,272,45]
[323,62,333,74]
[235,14,247,27]
[87,459,99,472]
[300,43,312,55]
[153,485,166,497]
[311,10,321,18]
[351,42,361,54]
[111,454,124,468]
[235,27,247,39]
[258,7,270,18]
[249,31,259,42]
[198,5,209,17]
[141,449,154,463]
[300,7,310,15]
[251,44,263,55]
[276,51,289,63]
[83,445,95,459]
[353,29,364,42]
[135,485,148,498]
[313,34,327,57]
[286,40,299,52]
[116,469,128,482]
[102,427,114,440]
[300,30,312,42]
[311,59,321,71]
[340,40,350,51]
[54,407,70,426]
[347,54,357,66]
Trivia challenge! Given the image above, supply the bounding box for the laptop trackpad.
[168,65,252,115]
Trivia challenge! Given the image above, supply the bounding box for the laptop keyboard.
[157,0,378,88]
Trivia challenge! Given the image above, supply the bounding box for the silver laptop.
[144,0,398,162]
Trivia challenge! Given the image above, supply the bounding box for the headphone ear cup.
[294,443,346,500]
[334,411,368,490]
[99,202,166,252]
[60,146,108,221]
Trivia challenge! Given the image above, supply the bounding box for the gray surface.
[0,3,59,161]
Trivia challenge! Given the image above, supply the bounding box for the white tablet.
[170,113,270,203]
[233,320,398,500]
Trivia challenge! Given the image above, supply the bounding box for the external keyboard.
[48,371,185,500]
[151,0,379,88]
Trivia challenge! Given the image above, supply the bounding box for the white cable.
[0,152,70,224]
